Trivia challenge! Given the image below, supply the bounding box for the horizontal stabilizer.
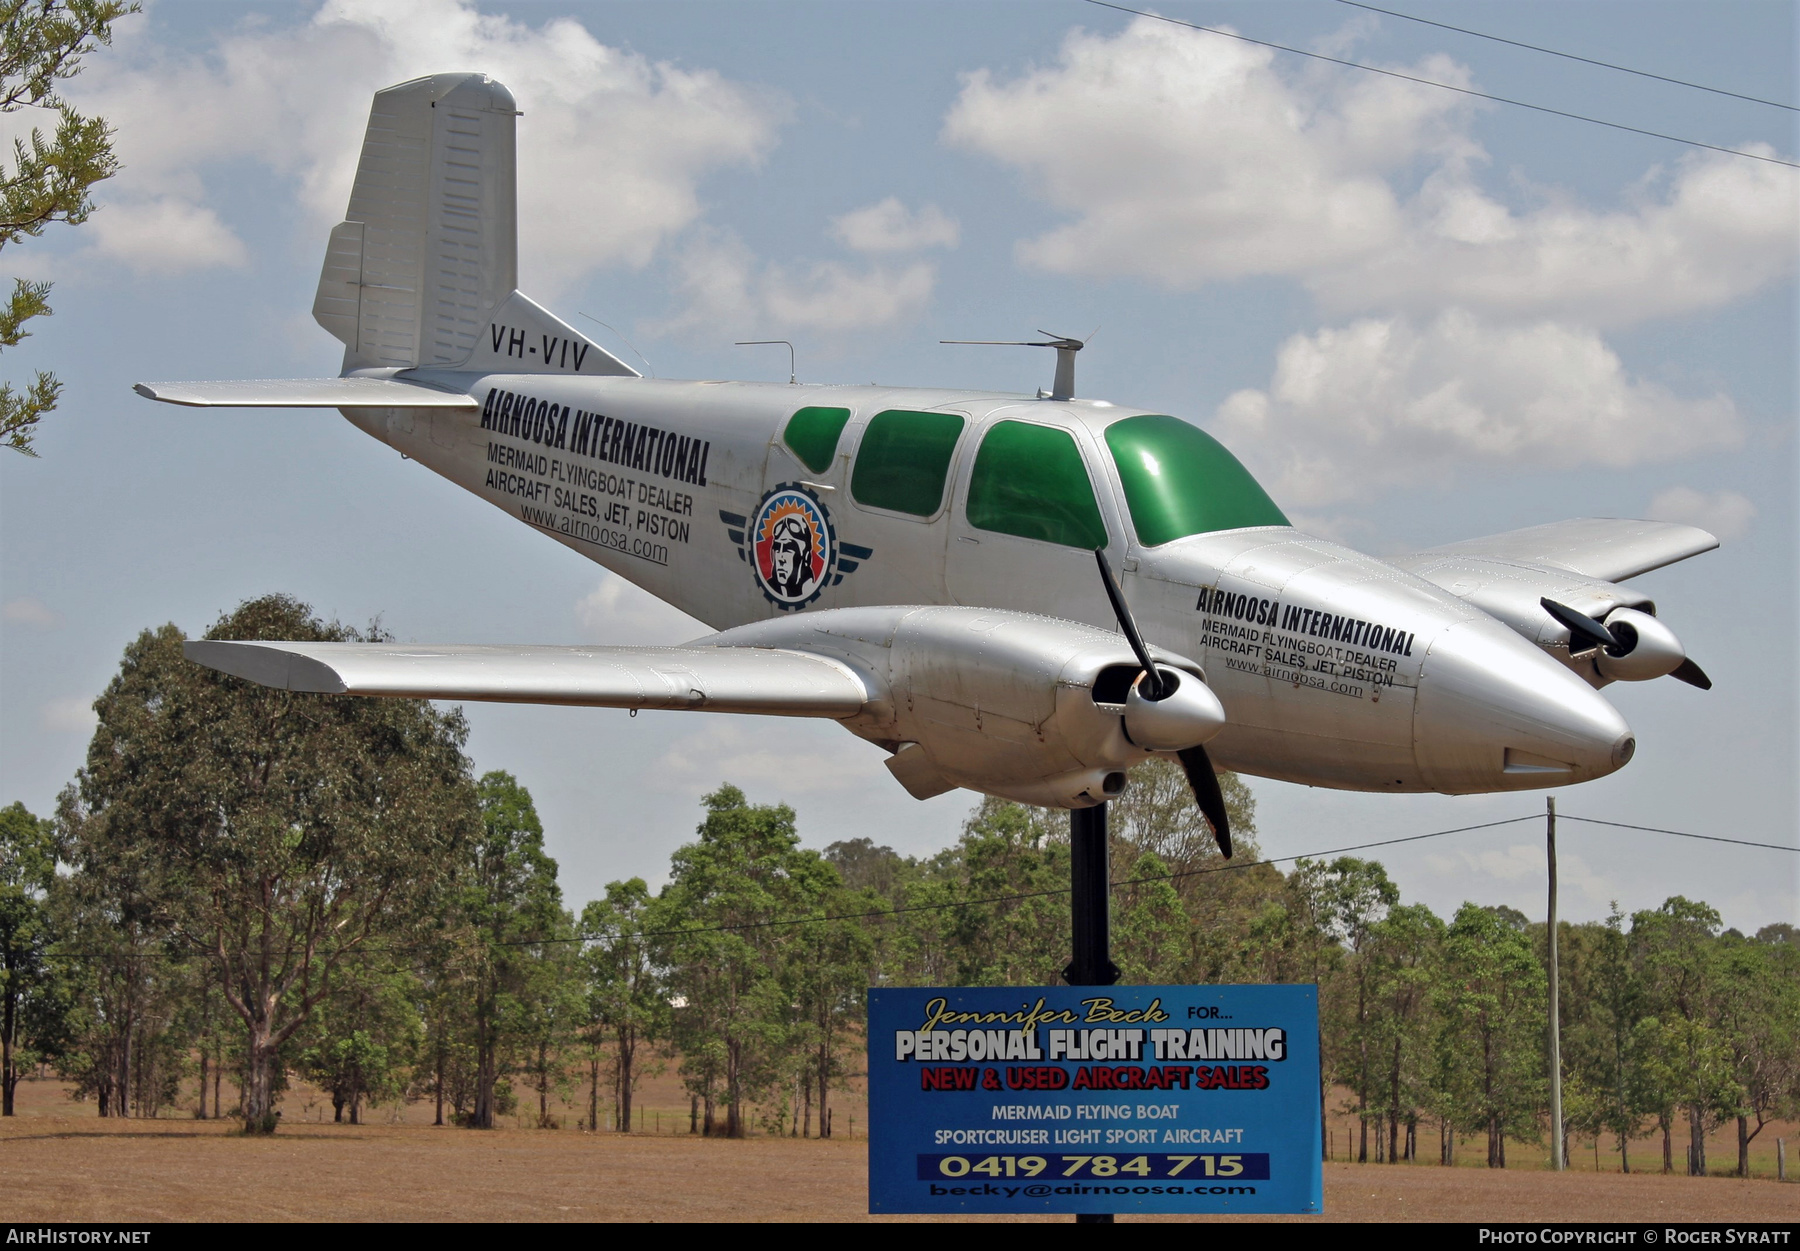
[134,377,479,409]
[183,640,869,717]
[1395,518,1719,584]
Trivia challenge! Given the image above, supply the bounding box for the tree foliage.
[5,642,1793,1169]
[66,595,477,1131]
[580,878,665,1133]
[0,0,137,454]
[454,770,568,1129]
[0,799,57,1113]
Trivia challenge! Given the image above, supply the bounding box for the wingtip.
[183,640,349,694]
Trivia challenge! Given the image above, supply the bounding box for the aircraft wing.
[183,641,869,717]
[134,377,478,408]
[1392,518,1719,584]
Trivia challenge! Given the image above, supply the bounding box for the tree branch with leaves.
[0,0,136,454]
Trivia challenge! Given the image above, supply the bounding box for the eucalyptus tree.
[1587,907,1650,1171]
[1111,852,1187,984]
[1632,897,1734,1174]
[457,770,568,1130]
[293,958,422,1124]
[1365,902,1443,1162]
[822,838,910,903]
[0,800,56,1114]
[661,785,832,1137]
[1109,759,1259,890]
[1433,904,1548,1168]
[1302,857,1398,1162]
[581,878,666,1133]
[1109,759,1278,985]
[72,596,477,1132]
[51,780,183,1118]
[1720,931,1800,1176]
[908,798,1068,989]
[783,875,876,1137]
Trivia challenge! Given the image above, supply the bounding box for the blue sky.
[2,0,1794,930]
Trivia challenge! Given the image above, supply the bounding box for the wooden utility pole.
[1547,796,1565,1171]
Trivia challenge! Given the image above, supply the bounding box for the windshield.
[1103,414,1288,546]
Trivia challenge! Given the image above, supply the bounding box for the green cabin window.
[851,409,965,517]
[783,406,851,474]
[1104,414,1288,547]
[966,420,1109,550]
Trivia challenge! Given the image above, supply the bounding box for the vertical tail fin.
[314,73,633,378]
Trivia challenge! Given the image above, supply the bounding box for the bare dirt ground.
[4,1079,1795,1222]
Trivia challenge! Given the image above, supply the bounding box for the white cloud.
[654,719,885,799]
[1320,149,1800,326]
[575,574,707,646]
[656,230,937,337]
[84,196,249,275]
[1647,486,1756,541]
[831,198,960,252]
[65,0,784,293]
[1425,841,1615,911]
[943,18,1443,285]
[942,16,1797,327]
[1213,310,1743,507]
[40,697,96,734]
[3,598,59,627]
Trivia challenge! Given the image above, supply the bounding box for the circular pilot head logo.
[751,484,836,610]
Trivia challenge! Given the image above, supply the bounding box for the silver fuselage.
[346,371,1634,796]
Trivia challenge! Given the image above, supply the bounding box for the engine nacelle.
[1123,668,1226,750]
[1596,607,1685,682]
[706,605,1216,807]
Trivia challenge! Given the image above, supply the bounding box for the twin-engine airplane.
[139,73,1719,855]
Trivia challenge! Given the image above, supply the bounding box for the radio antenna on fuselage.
[736,339,798,385]
[940,330,1090,401]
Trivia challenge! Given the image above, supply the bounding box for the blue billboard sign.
[867,983,1321,1215]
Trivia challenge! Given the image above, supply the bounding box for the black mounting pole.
[1066,801,1119,1224]
[1067,803,1119,987]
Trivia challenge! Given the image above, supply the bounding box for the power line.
[1082,0,1799,171]
[34,814,1542,960]
[594,815,1547,945]
[1334,0,1797,113]
[30,810,1789,964]
[1556,814,1797,853]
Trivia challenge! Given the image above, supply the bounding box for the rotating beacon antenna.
[1095,551,1234,858]
[940,331,1090,400]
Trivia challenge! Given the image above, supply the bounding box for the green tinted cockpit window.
[967,420,1108,550]
[783,406,851,474]
[851,409,965,517]
[1103,414,1288,546]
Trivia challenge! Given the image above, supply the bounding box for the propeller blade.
[1540,597,1618,652]
[1177,744,1233,860]
[1670,658,1713,690]
[1094,550,1163,698]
